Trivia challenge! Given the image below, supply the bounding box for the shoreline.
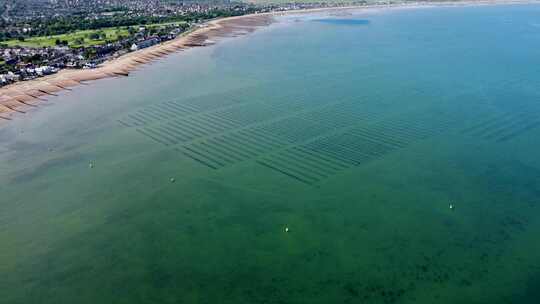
[272,0,537,15]
[0,14,273,120]
[0,0,536,122]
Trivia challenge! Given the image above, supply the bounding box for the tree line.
[0,7,256,42]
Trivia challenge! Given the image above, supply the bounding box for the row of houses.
[0,26,187,87]
[0,65,59,85]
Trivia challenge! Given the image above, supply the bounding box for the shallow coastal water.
[2,4,540,303]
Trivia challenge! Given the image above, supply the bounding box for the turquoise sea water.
[2,4,540,303]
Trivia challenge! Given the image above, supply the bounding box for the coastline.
[0,14,273,120]
[271,0,536,15]
[0,0,535,122]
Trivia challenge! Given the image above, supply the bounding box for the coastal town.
[0,0,365,87]
[0,0,257,86]
[0,23,188,85]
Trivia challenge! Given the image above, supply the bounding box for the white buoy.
[89,162,94,169]
[285,227,289,233]
[170,177,175,183]
[449,203,454,210]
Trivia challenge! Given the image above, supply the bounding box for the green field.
[2,21,187,48]
[3,28,130,48]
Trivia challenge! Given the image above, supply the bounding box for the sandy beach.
[0,0,533,123]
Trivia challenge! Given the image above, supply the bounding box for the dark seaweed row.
[461,109,540,142]
[120,72,367,129]
[182,131,271,167]
[154,125,187,143]
[131,81,370,134]
[125,112,153,126]
[292,146,350,169]
[254,100,384,144]
[117,119,132,127]
[287,122,408,179]
[211,103,287,126]
[161,101,199,116]
[178,127,289,170]
[348,127,407,148]
[122,110,160,126]
[460,113,507,134]
[135,128,170,146]
[247,106,460,185]
[135,126,184,146]
[260,97,314,112]
[201,112,242,129]
[207,137,253,159]
[164,120,206,142]
[256,117,330,143]
[143,107,171,121]
[373,123,430,142]
[269,153,330,178]
[278,150,341,175]
[256,160,315,186]
[149,87,249,112]
[481,112,536,140]
[494,118,540,142]
[337,133,396,157]
[154,110,242,145]
[259,156,322,183]
[237,127,289,147]
[198,140,244,162]
[166,100,200,112]
[137,99,211,125]
[121,102,194,127]
[299,106,380,129]
[145,114,230,145]
[303,139,369,166]
[175,147,218,170]
[468,111,531,137]
[361,113,455,146]
[298,102,381,130]
[151,106,181,120]
[323,132,395,159]
[189,142,235,165]
[461,110,525,135]
[259,148,344,185]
